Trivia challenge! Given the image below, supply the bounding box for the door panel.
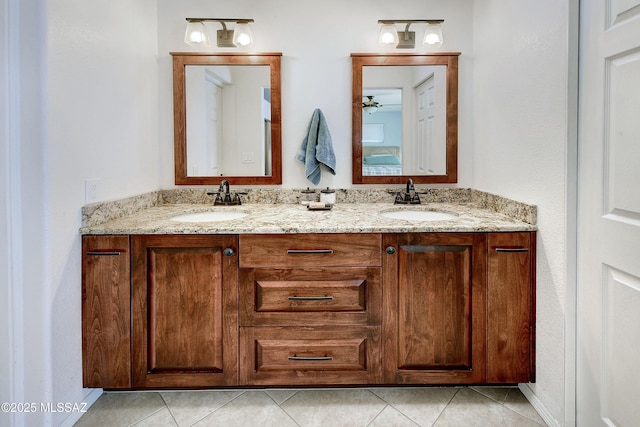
[397,244,471,370]
[578,1,640,424]
[382,233,486,384]
[131,235,238,388]
[82,236,131,388]
[147,247,223,372]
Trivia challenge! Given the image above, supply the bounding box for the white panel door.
[578,1,640,425]
[205,77,222,176]
[414,75,444,175]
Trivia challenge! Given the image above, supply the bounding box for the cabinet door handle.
[288,355,334,361]
[494,247,529,253]
[86,251,121,256]
[287,249,334,254]
[223,248,235,257]
[288,296,334,301]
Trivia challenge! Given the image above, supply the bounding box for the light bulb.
[184,21,211,47]
[233,22,253,46]
[379,24,399,46]
[423,22,443,47]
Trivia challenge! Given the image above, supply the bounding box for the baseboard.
[519,383,560,427]
[58,388,103,427]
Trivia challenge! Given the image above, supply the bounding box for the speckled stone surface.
[80,188,536,235]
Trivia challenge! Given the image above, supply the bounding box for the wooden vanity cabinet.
[382,232,536,385]
[238,234,383,385]
[130,235,239,388]
[487,232,536,383]
[382,233,488,384]
[82,235,132,388]
[82,230,535,389]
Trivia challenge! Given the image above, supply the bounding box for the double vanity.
[81,188,536,390]
[81,50,535,390]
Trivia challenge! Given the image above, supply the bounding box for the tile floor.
[74,386,547,427]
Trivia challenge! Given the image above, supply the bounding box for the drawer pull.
[288,355,334,361]
[288,296,334,301]
[287,249,334,255]
[86,251,121,256]
[494,247,529,253]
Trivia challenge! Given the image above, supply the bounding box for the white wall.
[473,1,576,425]
[1,0,48,425]
[46,0,159,423]
[157,0,475,189]
[0,1,160,425]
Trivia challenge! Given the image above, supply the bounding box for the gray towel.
[295,109,336,185]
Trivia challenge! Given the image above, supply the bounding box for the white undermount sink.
[380,209,458,222]
[170,211,248,223]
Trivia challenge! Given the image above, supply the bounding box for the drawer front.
[257,280,365,312]
[240,326,382,385]
[239,234,382,268]
[239,267,382,326]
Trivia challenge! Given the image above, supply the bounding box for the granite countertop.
[80,198,537,235]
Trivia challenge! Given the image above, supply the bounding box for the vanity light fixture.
[377,19,444,48]
[184,18,255,48]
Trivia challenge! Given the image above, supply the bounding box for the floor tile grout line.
[264,390,302,427]
[499,389,547,427]
[429,387,460,427]
[268,389,300,406]
[157,392,180,427]
[124,392,167,427]
[365,403,389,427]
[183,390,248,427]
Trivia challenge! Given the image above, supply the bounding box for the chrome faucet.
[393,178,422,204]
[207,179,246,206]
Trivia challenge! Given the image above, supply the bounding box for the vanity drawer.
[239,234,382,268]
[239,267,381,326]
[239,326,382,385]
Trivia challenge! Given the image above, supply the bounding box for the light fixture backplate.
[396,31,416,48]
[217,29,236,47]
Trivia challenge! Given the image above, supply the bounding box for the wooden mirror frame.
[171,52,282,185]
[351,53,460,184]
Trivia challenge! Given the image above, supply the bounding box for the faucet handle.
[207,191,225,205]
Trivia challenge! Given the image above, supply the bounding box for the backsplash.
[81,187,536,228]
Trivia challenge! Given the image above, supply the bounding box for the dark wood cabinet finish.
[239,326,382,385]
[382,233,488,384]
[487,232,536,383]
[130,235,238,388]
[239,233,383,385]
[82,230,535,389]
[82,235,131,388]
[239,233,382,268]
[239,267,382,326]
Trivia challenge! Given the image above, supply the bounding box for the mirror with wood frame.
[172,52,282,185]
[351,53,460,184]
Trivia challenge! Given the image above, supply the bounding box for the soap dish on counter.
[307,202,333,211]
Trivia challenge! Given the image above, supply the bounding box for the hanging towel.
[295,108,336,185]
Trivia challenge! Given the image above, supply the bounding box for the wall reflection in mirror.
[185,65,271,177]
[361,65,447,176]
[352,53,459,185]
[172,52,281,186]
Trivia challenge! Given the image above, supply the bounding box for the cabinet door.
[383,233,487,384]
[131,235,238,388]
[82,235,131,388]
[487,232,535,383]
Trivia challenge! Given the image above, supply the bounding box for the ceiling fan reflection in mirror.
[362,95,382,114]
